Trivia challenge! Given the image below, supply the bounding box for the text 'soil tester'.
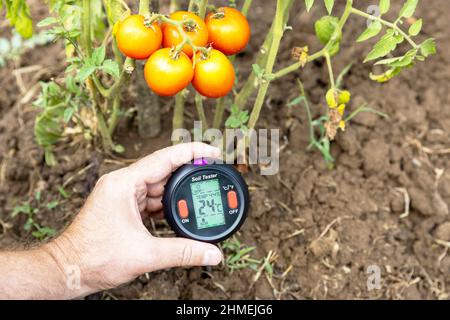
[162,159,250,243]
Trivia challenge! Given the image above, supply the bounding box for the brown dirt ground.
[1,1,450,300]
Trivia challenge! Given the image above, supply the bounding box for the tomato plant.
[115,14,162,60]
[144,48,194,97]
[205,6,251,56]
[1,0,436,167]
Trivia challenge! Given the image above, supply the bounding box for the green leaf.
[5,0,34,38]
[46,200,59,210]
[225,105,250,129]
[102,59,120,79]
[399,0,418,18]
[44,148,57,166]
[324,0,334,14]
[37,17,59,27]
[58,186,70,199]
[63,107,75,123]
[374,56,402,66]
[287,96,306,108]
[92,46,106,66]
[32,226,56,239]
[24,219,33,231]
[379,0,390,15]
[252,64,264,77]
[369,68,402,82]
[305,0,315,11]
[105,0,128,24]
[364,29,402,63]
[67,30,81,39]
[77,65,97,81]
[12,204,32,217]
[357,21,382,42]
[315,16,340,45]
[114,144,125,153]
[408,19,422,36]
[375,49,417,68]
[15,13,33,39]
[420,38,436,57]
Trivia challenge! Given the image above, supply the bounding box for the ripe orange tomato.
[162,11,209,58]
[115,15,162,60]
[205,7,250,56]
[192,49,235,98]
[144,48,194,97]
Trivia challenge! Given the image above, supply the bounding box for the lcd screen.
[190,179,226,230]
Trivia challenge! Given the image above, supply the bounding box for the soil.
[1,1,449,300]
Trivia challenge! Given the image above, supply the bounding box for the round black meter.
[162,159,249,243]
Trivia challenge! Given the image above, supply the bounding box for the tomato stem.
[81,0,114,151]
[139,0,151,16]
[173,91,187,132]
[324,52,335,89]
[197,0,209,19]
[247,0,291,130]
[213,97,226,129]
[241,0,253,17]
[234,0,293,110]
[195,94,209,130]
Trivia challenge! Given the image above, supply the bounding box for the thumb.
[147,237,223,271]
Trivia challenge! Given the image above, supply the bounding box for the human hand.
[44,143,223,298]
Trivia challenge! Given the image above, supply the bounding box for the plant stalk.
[197,0,208,18]
[247,0,289,130]
[324,52,335,88]
[139,0,151,15]
[195,94,209,130]
[82,0,114,151]
[173,92,186,131]
[213,98,225,129]
[234,0,293,110]
[241,0,253,17]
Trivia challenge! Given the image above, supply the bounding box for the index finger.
[128,142,221,184]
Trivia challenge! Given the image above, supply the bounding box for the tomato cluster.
[115,7,250,98]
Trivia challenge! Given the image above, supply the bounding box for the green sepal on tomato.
[162,11,209,58]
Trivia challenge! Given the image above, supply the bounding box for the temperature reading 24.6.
[190,179,226,230]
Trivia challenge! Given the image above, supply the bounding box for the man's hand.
[40,143,223,298]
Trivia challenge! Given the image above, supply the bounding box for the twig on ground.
[394,188,411,219]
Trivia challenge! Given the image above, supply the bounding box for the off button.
[178,200,189,219]
[227,191,238,209]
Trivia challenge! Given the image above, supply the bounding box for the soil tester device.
[163,159,249,243]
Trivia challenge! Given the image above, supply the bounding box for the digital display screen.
[190,179,226,230]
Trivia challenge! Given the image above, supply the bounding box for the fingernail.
[202,248,222,266]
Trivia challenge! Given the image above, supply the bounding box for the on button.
[227,191,238,209]
[178,200,189,219]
